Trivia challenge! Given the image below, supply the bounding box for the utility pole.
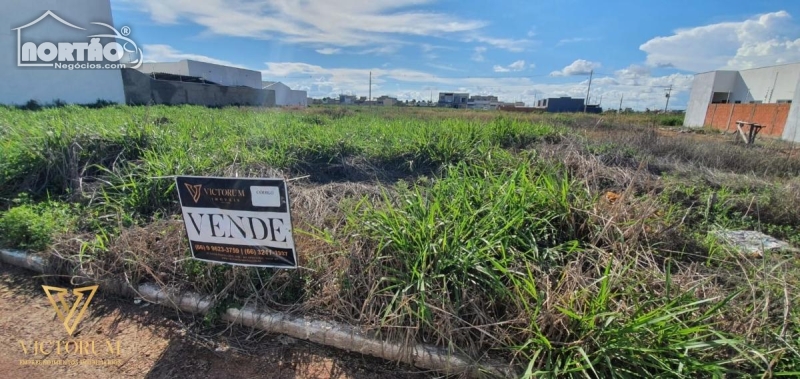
[618,95,623,113]
[664,84,672,113]
[584,69,593,113]
[369,71,372,105]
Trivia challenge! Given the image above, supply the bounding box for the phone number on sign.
[194,244,286,256]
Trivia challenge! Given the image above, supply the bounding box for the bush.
[19,100,42,111]
[658,116,684,126]
[0,199,76,251]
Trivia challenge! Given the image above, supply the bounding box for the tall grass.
[1,105,799,377]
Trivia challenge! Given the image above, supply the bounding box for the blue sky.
[111,0,800,109]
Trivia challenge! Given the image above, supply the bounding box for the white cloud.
[493,60,527,72]
[640,10,800,72]
[315,48,341,55]
[556,37,596,46]
[508,60,526,71]
[426,63,464,72]
[466,35,533,52]
[142,44,246,67]
[471,46,487,62]
[357,45,401,55]
[131,0,525,55]
[550,59,601,76]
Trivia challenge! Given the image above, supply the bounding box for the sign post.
[175,176,297,268]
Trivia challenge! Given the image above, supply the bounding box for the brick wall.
[703,103,790,137]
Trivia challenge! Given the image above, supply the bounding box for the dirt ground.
[0,263,432,379]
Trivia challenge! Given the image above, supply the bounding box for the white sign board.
[175,176,297,268]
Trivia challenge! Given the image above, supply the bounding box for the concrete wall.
[121,69,275,107]
[545,97,586,113]
[267,82,291,106]
[737,63,800,103]
[0,0,126,105]
[265,82,307,107]
[712,71,738,93]
[138,60,262,89]
[138,62,191,77]
[703,103,790,137]
[782,79,800,143]
[287,90,308,107]
[185,60,262,89]
[684,72,716,127]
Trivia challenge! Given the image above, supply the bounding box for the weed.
[0,197,76,251]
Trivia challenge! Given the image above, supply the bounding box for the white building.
[262,81,307,107]
[467,95,501,110]
[0,0,126,105]
[684,62,800,142]
[138,60,262,89]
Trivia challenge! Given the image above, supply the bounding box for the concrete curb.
[0,248,515,378]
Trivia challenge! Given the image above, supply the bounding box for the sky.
[110,0,800,110]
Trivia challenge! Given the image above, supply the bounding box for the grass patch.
[0,196,77,251]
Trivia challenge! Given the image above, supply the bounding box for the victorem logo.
[13,10,142,69]
[41,285,99,336]
[185,183,203,203]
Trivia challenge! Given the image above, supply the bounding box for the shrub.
[658,116,683,126]
[0,199,76,251]
[19,100,42,111]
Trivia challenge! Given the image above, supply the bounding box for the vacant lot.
[1,105,799,377]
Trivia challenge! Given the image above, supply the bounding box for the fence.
[704,103,790,137]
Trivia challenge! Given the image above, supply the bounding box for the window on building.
[777,99,793,104]
[734,100,742,104]
[711,92,730,104]
[749,100,763,104]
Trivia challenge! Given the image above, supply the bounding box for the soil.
[0,263,432,379]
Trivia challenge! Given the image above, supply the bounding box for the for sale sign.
[175,176,297,268]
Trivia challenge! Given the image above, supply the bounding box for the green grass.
[0,195,77,251]
[1,105,799,377]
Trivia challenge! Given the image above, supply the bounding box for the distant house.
[467,95,501,110]
[375,95,398,106]
[263,81,307,107]
[438,92,469,108]
[534,97,601,113]
[339,94,357,104]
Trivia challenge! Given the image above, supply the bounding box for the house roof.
[263,81,289,90]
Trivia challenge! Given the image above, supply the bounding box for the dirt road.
[0,263,430,379]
